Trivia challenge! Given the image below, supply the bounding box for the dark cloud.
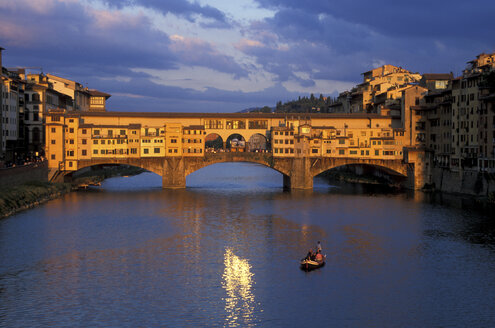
[96,75,303,112]
[102,0,231,28]
[1,1,246,84]
[240,0,495,86]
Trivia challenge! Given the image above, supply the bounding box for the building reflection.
[222,248,256,327]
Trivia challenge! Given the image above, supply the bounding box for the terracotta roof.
[422,73,453,80]
[88,89,111,98]
[73,111,389,120]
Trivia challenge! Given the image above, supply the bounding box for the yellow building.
[182,125,206,156]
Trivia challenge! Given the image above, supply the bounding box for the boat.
[300,255,325,271]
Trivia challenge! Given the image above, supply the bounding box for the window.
[94,130,100,136]
[339,149,345,155]
[82,129,87,134]
[171,139,177,143]
[154,148,160,154]
[51,140,56,144]
[339,139,345,144]
[82,150,87,156]
[144,148,149,154]
[312,149,318,154]
[93,150,98,155]
[93,140,98,145]
[51,128,56,133]
[51,154,55,160]
[131,148,137,154]
[120,130,126,135]
[82,139,87,145]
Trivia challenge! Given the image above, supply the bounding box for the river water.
[1,163,495,327]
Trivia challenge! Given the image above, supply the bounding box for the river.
[1,163,494,327]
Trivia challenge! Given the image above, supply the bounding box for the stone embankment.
[0,164,146,218]
[0,181,72,219]
[429,168,495,204]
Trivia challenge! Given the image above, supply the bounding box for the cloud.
[169,35,248,78]
[101,0,231,28]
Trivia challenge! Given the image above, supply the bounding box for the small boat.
[300,256,325,271]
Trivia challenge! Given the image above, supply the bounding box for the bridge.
[45,111,426,189]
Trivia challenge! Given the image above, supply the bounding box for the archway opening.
[205,133,224,153]
[247,133,269,153]
[226,134,246,152]
[316,164,407,188]
[186,162,283,190]
[67,164,152,187]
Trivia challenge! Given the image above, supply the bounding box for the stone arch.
[225,133,246,151]
[75,158,165,177]
[247,133,269,152]
[311,157,408,178]
[313,160,408,187]
[205,133,224,152]
[183,153,290,177]
[184,155,288,179]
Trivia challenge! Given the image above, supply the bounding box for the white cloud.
[132,65,277,92]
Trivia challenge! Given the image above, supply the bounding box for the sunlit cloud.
[0,22,34,45]
[132,65,276,92]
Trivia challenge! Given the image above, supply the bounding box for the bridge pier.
[162,157,186,189]
[283,158,313,190]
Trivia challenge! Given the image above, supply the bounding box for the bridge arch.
[183,153,291,178]
[205,133,224,152]
[226,133,246,151]
[247,133,269,152]
[74,158,166,177]
[311,158,408,179]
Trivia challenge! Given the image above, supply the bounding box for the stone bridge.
[70,152,414,189]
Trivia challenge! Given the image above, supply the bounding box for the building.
[450,53,495,171]
[331,65,422,114]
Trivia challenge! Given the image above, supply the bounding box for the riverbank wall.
[0,161,48,188]
[430,168,495,197]
[0,181,71,219]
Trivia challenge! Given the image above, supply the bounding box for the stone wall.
[431,167,495,196]
[0,161,48,187]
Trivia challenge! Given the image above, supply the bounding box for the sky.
[0,0,494,112]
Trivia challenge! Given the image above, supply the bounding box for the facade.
[0,47,111,166]
[45,112,424,176]
[331,65,422,114]
[414,52,495,173]
[44,74,110,112]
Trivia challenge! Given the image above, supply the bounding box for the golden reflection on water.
[222,248,256,327]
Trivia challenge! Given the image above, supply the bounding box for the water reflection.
[222,248,256,327]
[1,164,495,327]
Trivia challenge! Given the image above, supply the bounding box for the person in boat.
[304,249,314,261]
[316,241,322,253]
[315,249,324,262]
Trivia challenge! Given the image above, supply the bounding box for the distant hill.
[239,93,338,114]
[237,106,273,113]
